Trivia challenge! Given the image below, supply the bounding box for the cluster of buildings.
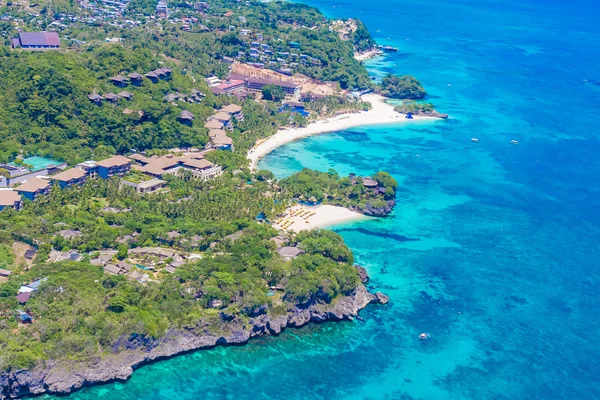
[202,104,244,151]
[88,68,172,105]
[0,150,223,212]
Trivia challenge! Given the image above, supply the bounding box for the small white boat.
[419,333,430,340]
[447,83,452,87]
[471,138,480,143]
[510,140,519,145]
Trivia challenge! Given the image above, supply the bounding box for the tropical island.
[0,0,438,397]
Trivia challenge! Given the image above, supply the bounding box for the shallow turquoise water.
[43,0,600,399]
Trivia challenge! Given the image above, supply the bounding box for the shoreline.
[248,94,437,170]
[0,283,380,399]
[273,204,369,232]
[354,48,384,61]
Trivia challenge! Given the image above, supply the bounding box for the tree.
[380,75,427,99]
[261,84,285,102]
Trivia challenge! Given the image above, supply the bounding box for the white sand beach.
[354,49,384,61]
[273,204,368,232]
[248,94,434,170]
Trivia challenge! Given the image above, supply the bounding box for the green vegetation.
[0,173,363,371]
[380,74,427,99]
[352,20,377,53]
[393,100,435,114]
[262,85,286,102]
[280,169,398,212]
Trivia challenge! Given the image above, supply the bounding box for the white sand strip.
[248,94,435,170]
[273,204,368,232]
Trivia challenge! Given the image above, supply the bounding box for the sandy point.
[273,204,369,232]
[248,94,436,170]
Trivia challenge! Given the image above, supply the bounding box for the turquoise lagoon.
[44,0,600,399]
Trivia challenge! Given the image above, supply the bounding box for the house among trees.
[277,246,303,261]
[50,168,87,188]
[16,177,51,201]
[118,91,134,100]
[0,190,22,211]
[12,32,60,51]
[209,112,233,131]
[128,73,144,86]
[179,110,194,125]
[103,93,119,103]
[96,156,132,179]
[110,75,129,88]
[88,93,104,105]
[220,104,244,122]
[144,70,160,83]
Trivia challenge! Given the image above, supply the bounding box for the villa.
[50,168,87,188]
[96,156,132,179]
[220,104,244,121]
[16,178,51,201]
[0,190,22,211]
[209,112,234,131]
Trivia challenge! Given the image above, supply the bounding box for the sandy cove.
[248,94,435,170]
[273,204,369,232]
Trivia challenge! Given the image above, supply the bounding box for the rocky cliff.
[0,282,384,399]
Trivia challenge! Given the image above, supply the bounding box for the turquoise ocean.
[45,0,600,399]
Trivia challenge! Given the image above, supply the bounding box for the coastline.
[248,94,436,170]
[0,283,381,399]
[273,204,369,232]
[354,48,384,61]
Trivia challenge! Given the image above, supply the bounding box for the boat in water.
[471,138,480,143]
[510,140,519,145]
[419,333,430,340]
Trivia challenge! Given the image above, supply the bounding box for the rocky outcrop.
[355,199,396,217]
[0,281,386,399]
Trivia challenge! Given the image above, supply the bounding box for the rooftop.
[221,104,243,114]
[50,168,86,182]
[18,32,60,47]
[16,177,50,193]
[0,190,21,206]
[96,155,131,168]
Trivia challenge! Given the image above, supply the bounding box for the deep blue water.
[46,0,600,399]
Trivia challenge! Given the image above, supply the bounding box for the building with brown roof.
[221,104,244,121]
[110,75,129,88]
[128,73,144,86]
[0,190,22,211]
[50,168,87,188]
[16,178,51,201]
[204,120,224,130]
[97,156,132,179]
[121,178,167,194]
[179,110,194,125]
[209,112,233,130]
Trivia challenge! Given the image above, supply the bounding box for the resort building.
[220,104,244,122]
[0,190,22,211]
[204,120,224,130]
[129,153,223,181]
[211,80,245,95]
[50,168,88,189]
[121,178,167,194]
[179,110,194,125]
[277,246,303,261]
[230,74,300,98]
[76,161,98,177]
[16,178,51,201]
[110,75,129,88]
[128,73,144,86]
[209,112,234,131]
[96,156,132,179]
[11,32,60,50]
